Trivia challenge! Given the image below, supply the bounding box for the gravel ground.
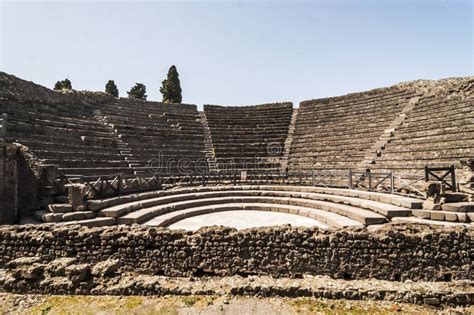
[1,293,473,314]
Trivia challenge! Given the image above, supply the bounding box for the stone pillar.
[68,184,86,211]
[460,159,474,189]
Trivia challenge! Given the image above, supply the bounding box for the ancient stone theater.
[0,72,472,306]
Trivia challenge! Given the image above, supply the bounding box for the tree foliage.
[53,78,72,91]
[160,65,182,103]
[127,83,147,100]
[105,80,119,97]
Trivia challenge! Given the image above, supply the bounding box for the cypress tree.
[127,83,147,100]
[105,80,119,97]
[160,65,182,103]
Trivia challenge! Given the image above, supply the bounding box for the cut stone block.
[430,211,445,221]
[48,204,73,214]
[441,202,474,213]
[444,212,458,222]
[412,210,431,219]
[456,213,469,223]
[43,213,63,223]
[62,212,86,222]
[444,193,468,203]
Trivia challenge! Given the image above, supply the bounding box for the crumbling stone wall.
[0,142,5,223]
[0,143,46,223]
[0,71,114,107]
[0,224,471,281]
[1,144,19,224]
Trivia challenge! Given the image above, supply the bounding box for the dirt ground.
[0,293,472,315]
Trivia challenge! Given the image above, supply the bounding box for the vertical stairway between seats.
[357,95,421,169]
[280,108,299,174]
[93,109,141,175]
[199,111,217,173]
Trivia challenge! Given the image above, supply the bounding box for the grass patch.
[182,296,200,307]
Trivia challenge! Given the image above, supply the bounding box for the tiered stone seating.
[100,99,206,175]
[204,103,293,173]
[0,102,132,177]
[68,185,428,228]
[372,96,474,178]
[288,88,417,173]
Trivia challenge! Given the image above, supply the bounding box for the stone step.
[88,184,422,214]
[412,209,470,222]
[62,217,116,227]
[391,216,471,227]
[143,202,364,229]
[48,204,73,213]
[114,193,387,226]
[441,202,474,212]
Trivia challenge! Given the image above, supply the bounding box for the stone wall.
[0,71,114,107]
[0,144,19,224]
[0,224,471,281]
[0,142,5,223]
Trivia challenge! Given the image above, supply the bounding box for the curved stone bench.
[114,194,388,226]
[89,185,422,212]
[142,202,365,229]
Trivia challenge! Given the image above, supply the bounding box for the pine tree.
[53,78,73,91]
[160,65,182,103]
[127,83,147,100]
[62,78,72,90]
[105,80,119,97]
[53,81,63,91]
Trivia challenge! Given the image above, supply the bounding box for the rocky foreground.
[1,264,473,308]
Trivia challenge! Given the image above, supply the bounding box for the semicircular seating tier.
[99,99,207,177]
[0,101,135,178]
[370,95,473,179]
[0,98,207,179]
[33,185,435,228]
[288,86,419,175]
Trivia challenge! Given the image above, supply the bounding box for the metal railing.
[57,168,435,200]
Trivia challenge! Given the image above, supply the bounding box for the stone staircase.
[199,111,217,173]
[358,96,421,169]
[93,109,140,174]
[281,108,298,173]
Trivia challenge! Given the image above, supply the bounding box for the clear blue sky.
[1,1,472,108]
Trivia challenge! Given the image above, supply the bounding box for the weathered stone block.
[441,202,474,213]
[412,210,430,219]
[91,259,121,277]
[430,211,445,221]
[43,213,63,222]
[62,212,86,222]
[68,184,86,211]
[444,212,458,222]
[65,264,91,282]
[48,204,73,213]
